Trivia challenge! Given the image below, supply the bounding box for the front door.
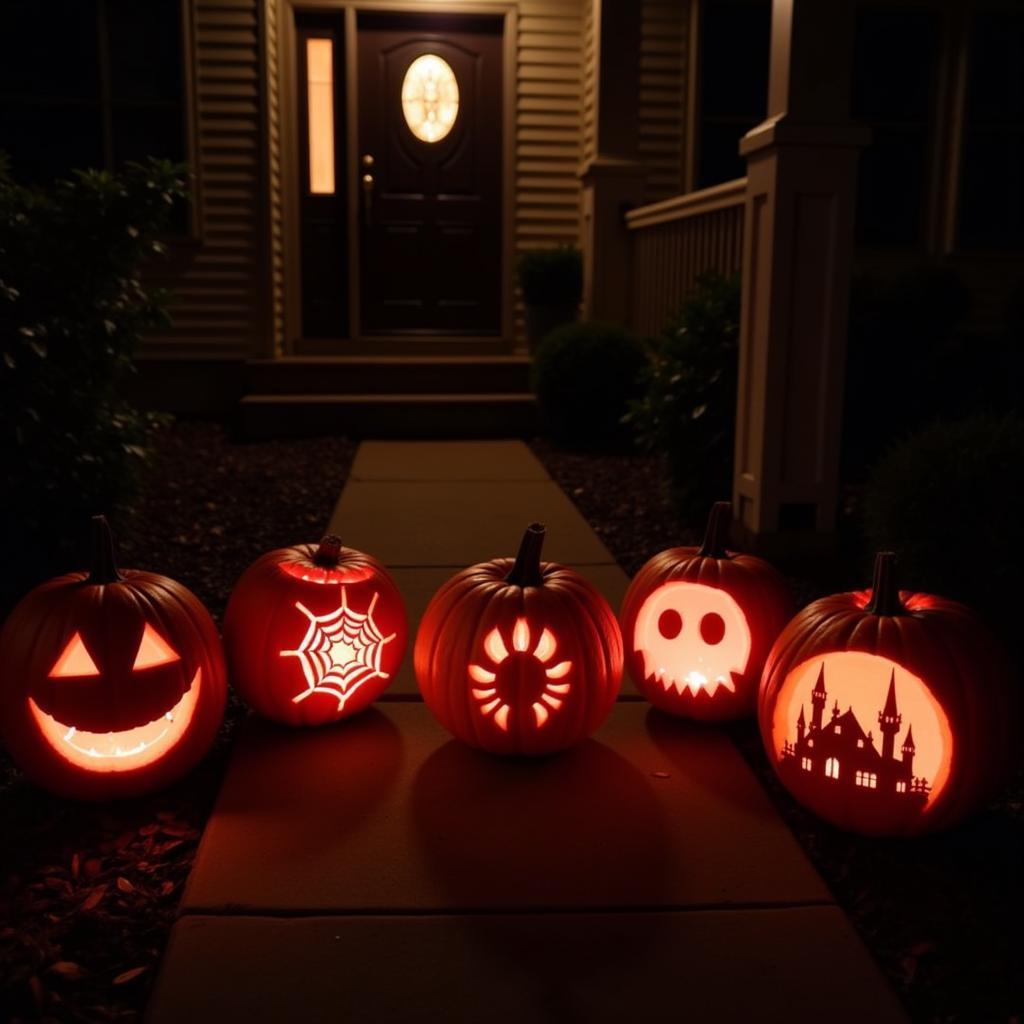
[357,13,503,336]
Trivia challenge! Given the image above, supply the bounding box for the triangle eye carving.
[49,632,101,678]
[132,624,180,670]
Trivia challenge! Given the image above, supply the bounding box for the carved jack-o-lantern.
[758,552,1019,835]
[223,536,407,726]
[619,502,793,720]
[0,517,227,800]
[415,523,622,755]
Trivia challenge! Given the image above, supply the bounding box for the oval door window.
[401,54,459,143]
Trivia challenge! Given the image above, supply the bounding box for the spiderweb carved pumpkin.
[619,502,793,720]
[415,523,622,755]
[758,552,1019,835]
[223,536,407,726]
[0,517,227,800]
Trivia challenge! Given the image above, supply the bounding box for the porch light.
[306,38,335,194]
[401,54,459,143]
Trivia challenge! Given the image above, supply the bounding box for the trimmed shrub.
[863,412,1024,648]
[517,246,583,306]
[532,320,646,449]
[0,156,188,609]
[626,271,741,520]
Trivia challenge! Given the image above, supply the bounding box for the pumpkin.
[223,536,407,726]
[0,516,227,800]
[414,523,622,755]
[619,502,793,721]
[758,551,1019,835]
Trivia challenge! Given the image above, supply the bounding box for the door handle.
[362,153,374,224]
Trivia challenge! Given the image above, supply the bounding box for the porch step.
[245,355,532,396]
[238,392,538,439]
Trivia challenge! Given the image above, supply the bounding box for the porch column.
[579,0,645,324]
[732,0,868,548]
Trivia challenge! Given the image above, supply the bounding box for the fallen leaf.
[81,886,107,911]
[113,966,147,986]
[48,961,89,981]
[116,877,135,894]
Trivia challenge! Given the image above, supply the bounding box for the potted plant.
[517,246,582,353]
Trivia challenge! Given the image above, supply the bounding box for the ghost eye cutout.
[50,632,101,678]
[658,609,683,639]
[132,623,180,670]
[700,612,726,645]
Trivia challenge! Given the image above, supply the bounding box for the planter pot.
[524,302,579,354]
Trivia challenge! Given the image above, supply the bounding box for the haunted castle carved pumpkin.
[223,536,407,726]
[619,502,793,720]
[758,552,1019,835]
[0,517,227,800]
[415,523,622,755]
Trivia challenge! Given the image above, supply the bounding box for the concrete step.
[245,355,532,396]
[238,392,538,440]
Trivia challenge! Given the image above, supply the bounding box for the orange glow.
[132,624,180,670]
[633,582,751,699]
[281,587,396,713]
[49,632,100,678]
[29,669,201,772]
[469,621,573,730]
[401,54,459,143]
[771,652,953,809]
[279,561,373,585]
[306,38,335,194]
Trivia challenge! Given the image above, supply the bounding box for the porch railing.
[625,177,747,338]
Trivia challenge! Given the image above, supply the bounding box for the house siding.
[146,0,266,359]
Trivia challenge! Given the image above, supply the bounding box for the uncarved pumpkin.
[619,502,793,721]
[0,517,227,800]
[758,551,1019,835]
[415,523,622,755]
[223,536,407,726]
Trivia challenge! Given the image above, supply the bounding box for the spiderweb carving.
[281,587,396,711]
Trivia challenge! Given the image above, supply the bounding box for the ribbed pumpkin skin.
[223,542,407,726]
[0,569,227,801]
[415,558,623,755]
[620,547,793,721]
[758,585,1019,836]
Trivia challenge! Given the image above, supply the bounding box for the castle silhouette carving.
[779,663,930,811]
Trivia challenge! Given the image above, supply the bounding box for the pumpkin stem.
[88,515,123,584]
[697,501,732,558]
[865,551,906,616]
[506,522,546,588]
[313,535,343,567]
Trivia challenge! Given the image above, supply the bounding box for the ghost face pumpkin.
[415,523,622,755]
[759,552,1019,835]
[620,502,793,721]
[223,536,407,726]
[0,517,227,800]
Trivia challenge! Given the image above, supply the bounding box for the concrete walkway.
[147,441,906,1023]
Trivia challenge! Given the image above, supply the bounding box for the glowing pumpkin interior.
[468,617,573,732]
[633,581,751,698]
[771,651,953,810]
[30,625,200,773]
[280,584,396,713]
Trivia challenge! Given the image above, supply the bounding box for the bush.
[863,412,1024,648]
[532,320,646,449]
[517,247,583,306]
[843,264,973,478]
[0,156,188,607]
[626,272,741,520]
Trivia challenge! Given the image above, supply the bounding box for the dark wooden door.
[357,13,502,335]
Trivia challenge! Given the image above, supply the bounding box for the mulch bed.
[531,439,1024,1024]
[0,422,356,1023]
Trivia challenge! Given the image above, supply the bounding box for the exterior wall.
[637,0,689,204]
[146,0,268,360]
